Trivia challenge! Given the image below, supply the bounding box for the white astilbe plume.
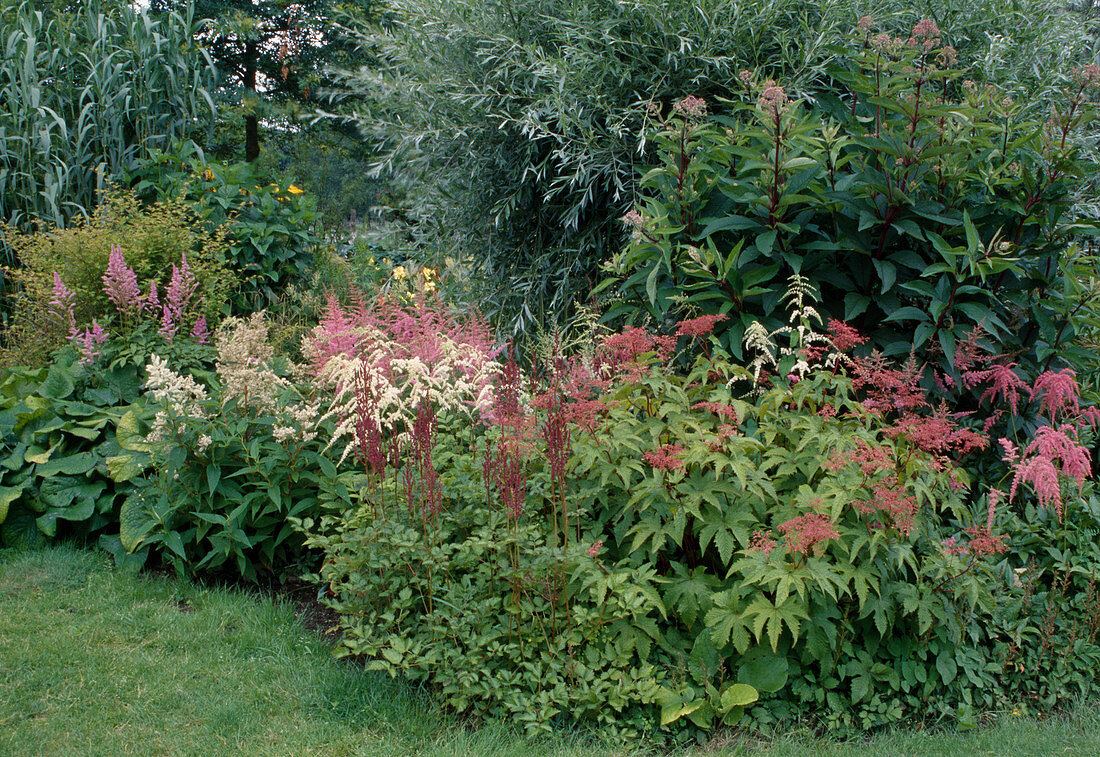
[744,274,836,384]
[144,354,208,442]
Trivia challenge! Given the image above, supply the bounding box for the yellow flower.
[202,168,215,181]
[287,184,304,194]
[392,265,408,280]
[421,267,437,280]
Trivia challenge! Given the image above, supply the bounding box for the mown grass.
[1,544,1097,757]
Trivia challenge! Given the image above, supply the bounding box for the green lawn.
[1,545,1097,757]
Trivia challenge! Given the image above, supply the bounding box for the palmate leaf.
[704,590,752,654]
[743,594,809,651]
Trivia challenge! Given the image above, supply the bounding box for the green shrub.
[303,280,1100,737]
[335,0,1089,336]
[129,141,322,312]
[115,313,343,581]
[1,190,235,368]
[602,24,1099,383]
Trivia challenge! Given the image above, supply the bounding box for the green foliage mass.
[305,304,1100,737]
[129,142,322,312]
[0,352,148,556]
[0,0,215,234]
[602,35,1100,382]
[335,0,1090,337]
[1,190,235,369]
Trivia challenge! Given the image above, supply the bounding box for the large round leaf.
[738,653,789,693]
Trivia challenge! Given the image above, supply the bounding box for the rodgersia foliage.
[304,278,1100,736]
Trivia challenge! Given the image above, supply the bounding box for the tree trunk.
[244,38,259,162]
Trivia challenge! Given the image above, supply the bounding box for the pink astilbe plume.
[160,253,198,340]
[778,513,839,555]
[102,245,142,315]
[48,272,77,336]
[1032,369,1080,420]
[144,281,160,311]
[190,316,209,345]
[854,474,920,534]
[74,320,108,364]
[1009,424,1092,520]
[965,362,1030,415]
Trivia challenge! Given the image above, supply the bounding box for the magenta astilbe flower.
[49,272,77,336]
[74,319,108,364]
[160,253,198,340]
[190,316,209,345]
[1032,369,1080,420]
[778,513,839,555]
[102,245,142,315]
[144,281,160,311]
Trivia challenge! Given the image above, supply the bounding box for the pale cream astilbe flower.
[215,311,320,443]
[144,354,209,442]
[315,335,501,464]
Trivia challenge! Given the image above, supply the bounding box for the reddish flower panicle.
[748,530,776,554]
[49,272,76,336]
[966,362,1030,415]
[826,319,866,352]
[1032,369,1080,420]
[676,313,728,338]
[643,443,686,472]
[778,513,839,555]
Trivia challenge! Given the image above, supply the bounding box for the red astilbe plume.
[1007,424,1092,520]
[675,313,728,338]
[410,399,442,516]
[965,362,1031,415]
[353,362,386,476]
[827,319,867,352]
[1032,369,1081,420]
[849,352,928,415]
[778,513,839,555]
